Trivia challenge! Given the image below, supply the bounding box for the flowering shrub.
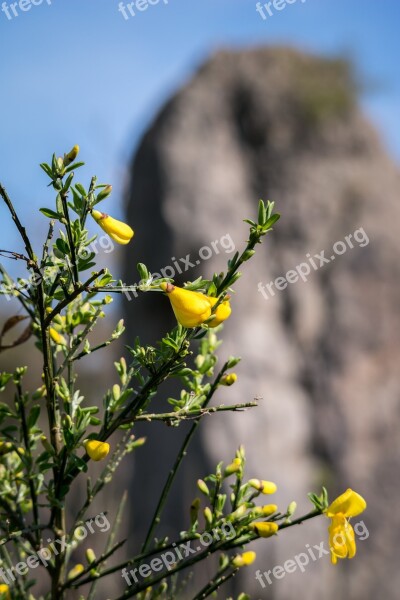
[0,148,366,600]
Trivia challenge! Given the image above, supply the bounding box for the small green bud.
[197,479,210,496]
[96,185,113,203]
[203,507,213,526]
[190,498,200,526]
[85,549,96,564]
[242,249,256,261]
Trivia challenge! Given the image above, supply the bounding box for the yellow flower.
[67,564,84,580]
[49,328,67,346]
[0,584,10,599]
[206,297,232,327]
[220,373,237,386]
[160,283,232,328]
[91,210,134,245]
[232,551,256,567]
[161,283,212,328]
[64,145,80,166]
[85,440,110,462]
[251,521,279,538]
[325,488,367,564]
[248,479,277,494]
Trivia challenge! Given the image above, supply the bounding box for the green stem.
[121,401,258,424]
[15,381,40,548]
[60,191,79,286]
[44,269,105,328]
[192,565,236,600]
[141,361,229,554]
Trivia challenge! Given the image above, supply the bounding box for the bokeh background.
[1,1,400,599]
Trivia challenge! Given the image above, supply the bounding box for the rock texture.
[124,48,400,599]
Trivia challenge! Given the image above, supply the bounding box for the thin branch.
[122,401,258,424]
[44,269,105,328]
[140,361,230,554]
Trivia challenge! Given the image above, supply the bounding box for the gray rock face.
[124,48,400,599]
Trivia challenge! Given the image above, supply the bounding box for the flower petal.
[326,488,367,518]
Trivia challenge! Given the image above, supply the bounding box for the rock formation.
[123,48,400,599]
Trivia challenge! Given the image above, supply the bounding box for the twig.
[140,361,230,554]
[121,401,258,425]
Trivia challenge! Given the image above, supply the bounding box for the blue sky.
[0,0,399,254]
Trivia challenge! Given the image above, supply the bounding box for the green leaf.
[27,405,41,430]
[264,214,280,229]
[258,199,267,225]
[75,184,87,196]
[40,208,60,219]
[56,193,64,214]
[64,161,85,174]
[56,239,69,255]
[137,263,150,281]
[40,163,53,178]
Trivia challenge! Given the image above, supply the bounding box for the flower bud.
[251,521,279,538]
[84,440,110,462]
[232,551,256,567]
[85,548,96,564]
[229,504,247,521]
[96,185,113,203]
[261,504,278,517]
[220,373,237,386]
[0,442,13,456]
[242,250,256,261]
[197,479,210,496]
[190,498,200,525]
[67,564,84,580]
[64,145,80,167]
[224,456,242,476]
[286,501,297,518]
[40,436,54,454]
[91,210,134,245]
[203,507,213,526]
[49,328,67,346]
[0,584,11,599]
[248,479,277,495]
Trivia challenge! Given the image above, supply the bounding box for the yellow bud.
[232,551,256,567]
[0,584,11,599]
[224,457,242,476]
[220,373,237,386]
[64,145,80,166]
[91,210,134,245]
[67,564,84,580]
[261,504,278,516]
[84,440,110,462]
[161,283,212,328]
[206,297,232,327]
[251,522,279,538]
[248,479,277,494]
[0,442,13,456]
[49,328,67,346]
